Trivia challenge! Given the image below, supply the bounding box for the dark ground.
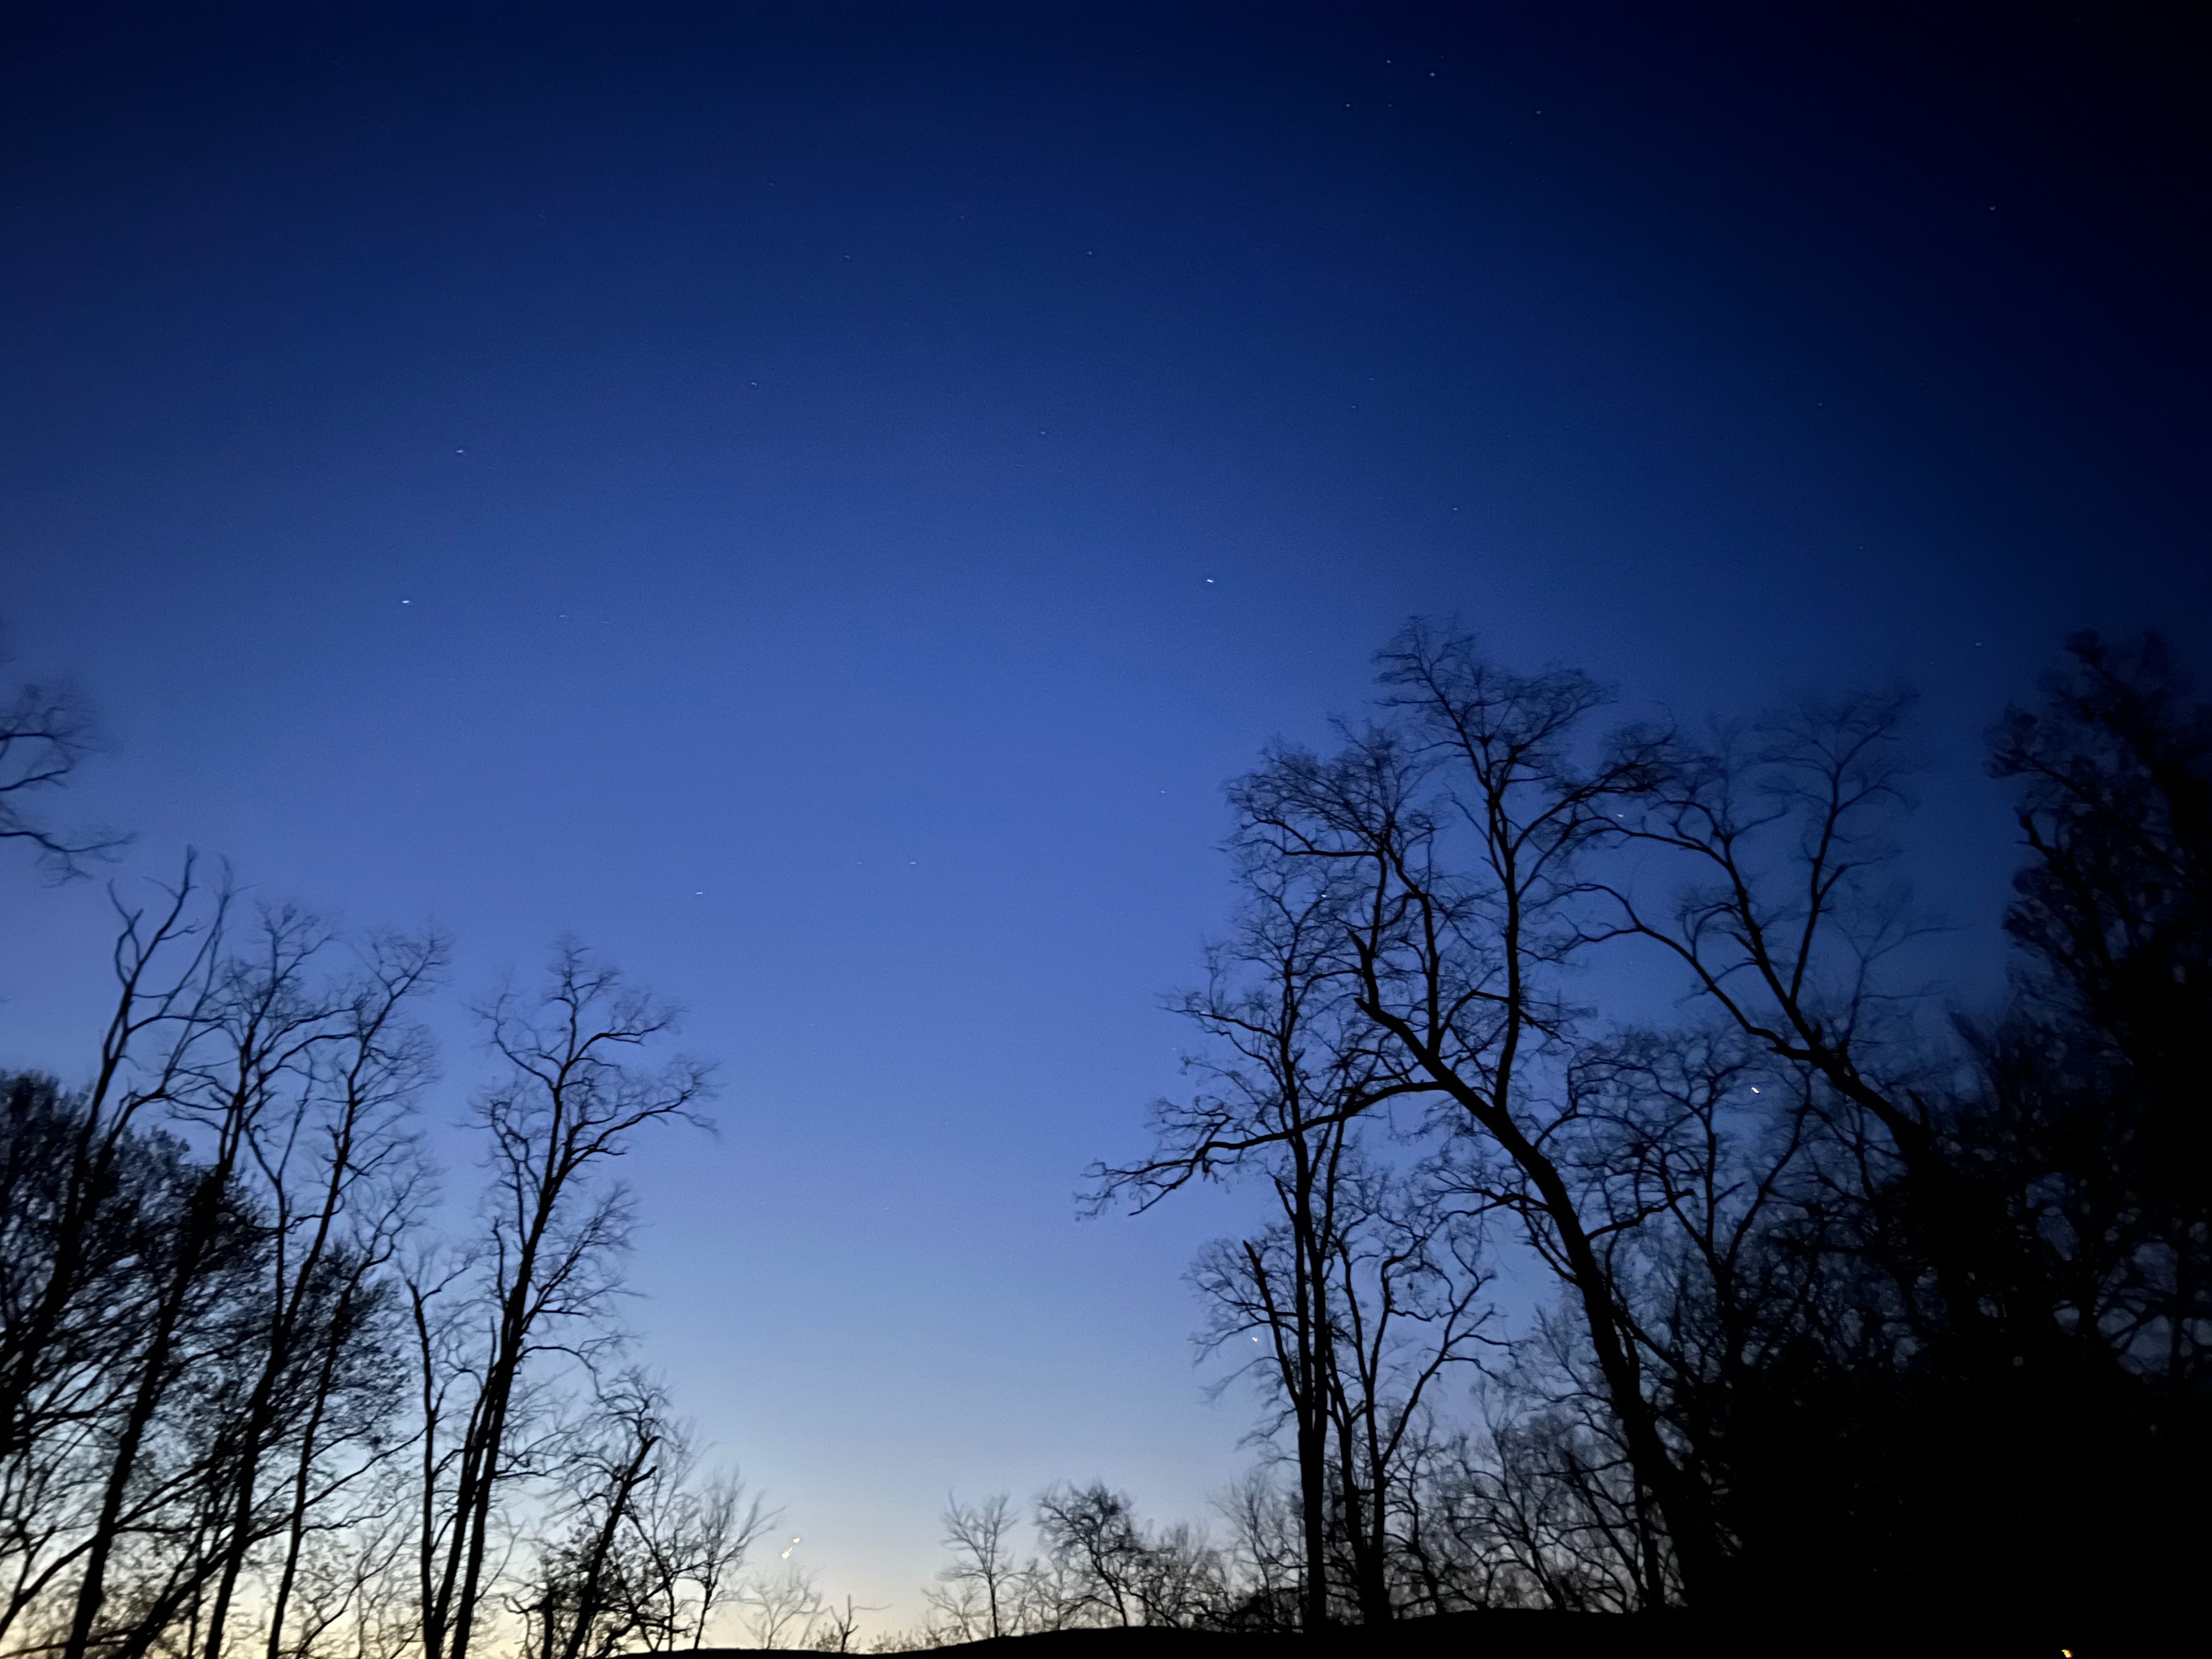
[662,1602,2116,1659]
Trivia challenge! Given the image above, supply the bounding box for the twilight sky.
[2,0,2204,1633]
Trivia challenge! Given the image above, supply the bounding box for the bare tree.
[1462,1391,1646,1613]
[1090,851,1409,1630]
[508,1373,667,1659]
[673,1470,772,1650]
[1585,693,2000,1331]
[0,1071,212,1655]
[1313,1164,1493,1623]
[804,1596,881,1654]
[414,945,714,1659]
[740,1567,822,1649]
[0,881,398,1659]
[0,654,757,1659]
[925,1495,1019,1640]
[195,923,442,1659]
[5,892,437,1659]
[46,866,246,1659]
[510,1376,769,1659]
[0,656,126,880]
[1183,1156,1491,1625]
[0,865,272,1658]
[1029,1483,1224,1630]
[1166,626,1714,1601]
[1207,1473,1299,1632]
[1031,1485,1142,1630]
[1,864,223,1492]
[1982,630,2212,1386]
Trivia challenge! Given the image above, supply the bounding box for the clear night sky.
[3,0,2204,1633]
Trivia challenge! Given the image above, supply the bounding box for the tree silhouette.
[1094,622,2208,1650]
[414,946,714,1659]
[0,648,125,879]
[927,1494,1020,1640]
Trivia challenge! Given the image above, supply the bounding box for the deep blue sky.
[3,0,2204,1630]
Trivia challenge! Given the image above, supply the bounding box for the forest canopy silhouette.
[1,623,2203,1659]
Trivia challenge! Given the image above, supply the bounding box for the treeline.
[1065,625,2207,1641]
[5,626,2204,1656]
[0,673,788,1659]
[0,914,771,1659]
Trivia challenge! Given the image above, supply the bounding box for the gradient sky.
[3,1,2204,1634]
